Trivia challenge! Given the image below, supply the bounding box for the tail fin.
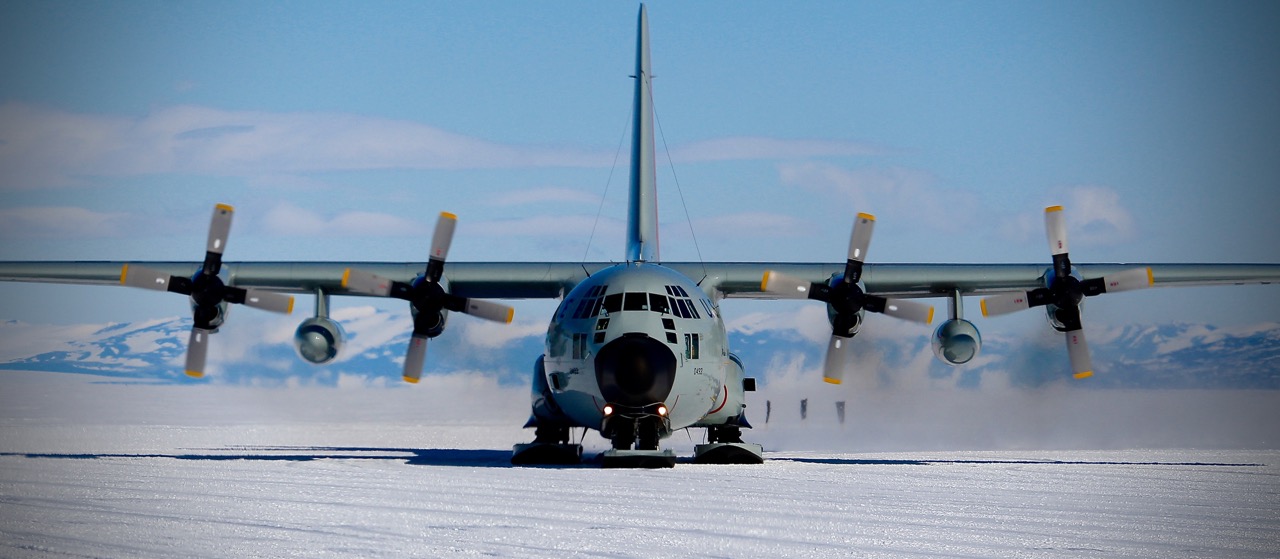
[626,4,659,263]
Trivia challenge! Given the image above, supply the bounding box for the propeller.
[761,213,934,384]
[980,205,1153,379]
[119,204,295,378]
[342,212,514,383]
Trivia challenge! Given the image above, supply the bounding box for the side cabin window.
[572,333,588,360]
[684,333,700,360]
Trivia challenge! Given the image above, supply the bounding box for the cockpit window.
[624,292,649,311]
[649,293,670,314]
[602,293,623,314]
[587,287,707,319]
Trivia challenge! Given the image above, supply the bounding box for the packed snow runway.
[2,372,1278,558]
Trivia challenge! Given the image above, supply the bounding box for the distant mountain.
[2,309,1278,389]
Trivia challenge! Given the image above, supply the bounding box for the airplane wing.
[1,260,1277,300]
[695,262,1280,299]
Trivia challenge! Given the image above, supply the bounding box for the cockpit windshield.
[563,284,716,321]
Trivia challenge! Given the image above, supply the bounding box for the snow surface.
[2,371,1278,558]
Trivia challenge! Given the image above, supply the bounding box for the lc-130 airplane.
[2,5,1279,468]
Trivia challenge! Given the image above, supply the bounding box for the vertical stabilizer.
[626,4,659,263]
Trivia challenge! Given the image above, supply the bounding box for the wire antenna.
[650,79,707,278]
[582,104,633,264]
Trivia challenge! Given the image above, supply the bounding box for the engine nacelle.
[932,318,981,365]
[409,306,448,338]
[189,299,228,331]
[824,274,865,337]
[408,274,449,338]
[1042,267,1084,333]
[294,316,346,364]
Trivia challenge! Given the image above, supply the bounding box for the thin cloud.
[0,103,611,189]
[678,212,815,239]
[470,214,624,239]
[485,187,602,207]
[671,136,886,162]
[0,104,890,191]
[998,186,1136,248]
[0,206,133,240]
[777,162,979,232]
[260,203,430,237]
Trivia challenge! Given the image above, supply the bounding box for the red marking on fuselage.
[707,385,729,415]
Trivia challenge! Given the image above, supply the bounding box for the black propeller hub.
[189,272,226,307]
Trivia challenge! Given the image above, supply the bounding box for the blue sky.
[1,1,1278,337]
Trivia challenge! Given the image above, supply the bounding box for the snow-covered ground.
[2,371,1278,558]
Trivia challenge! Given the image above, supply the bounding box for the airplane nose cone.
[594,333,677,407]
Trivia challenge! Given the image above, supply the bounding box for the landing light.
[603,405,614,416]
[657,405,668,417]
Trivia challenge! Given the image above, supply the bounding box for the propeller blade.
[402,335,429,383]
[425,212,458,282]
[1065,328,1094,379]
[980,292,1032,317]
[879,298,935,325]
[341,268,394,296]
[462,299,514,323]
[848,212,875,264]
[761,271,814,299]
[207,204,234,255]
[185,327,212,378]
[842,213,876,283]
[241,289,295,314]
[1045,205,1068,257]
[1098,267,1154,294]
[821,335,855,385]
[120,264,172,292]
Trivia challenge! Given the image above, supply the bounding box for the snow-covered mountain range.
[1,306,1277,389]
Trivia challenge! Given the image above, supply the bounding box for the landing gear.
[694,424,764,464]
[601,406,675,468]
[511,424,583,466]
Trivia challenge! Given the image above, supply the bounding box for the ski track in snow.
[1,372,1278,558]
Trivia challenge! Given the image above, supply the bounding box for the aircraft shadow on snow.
[0,449,1264,468]
[0,447,530,468]
[772,457,1265,467]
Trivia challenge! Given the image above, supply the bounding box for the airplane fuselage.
[535,262,747,439]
